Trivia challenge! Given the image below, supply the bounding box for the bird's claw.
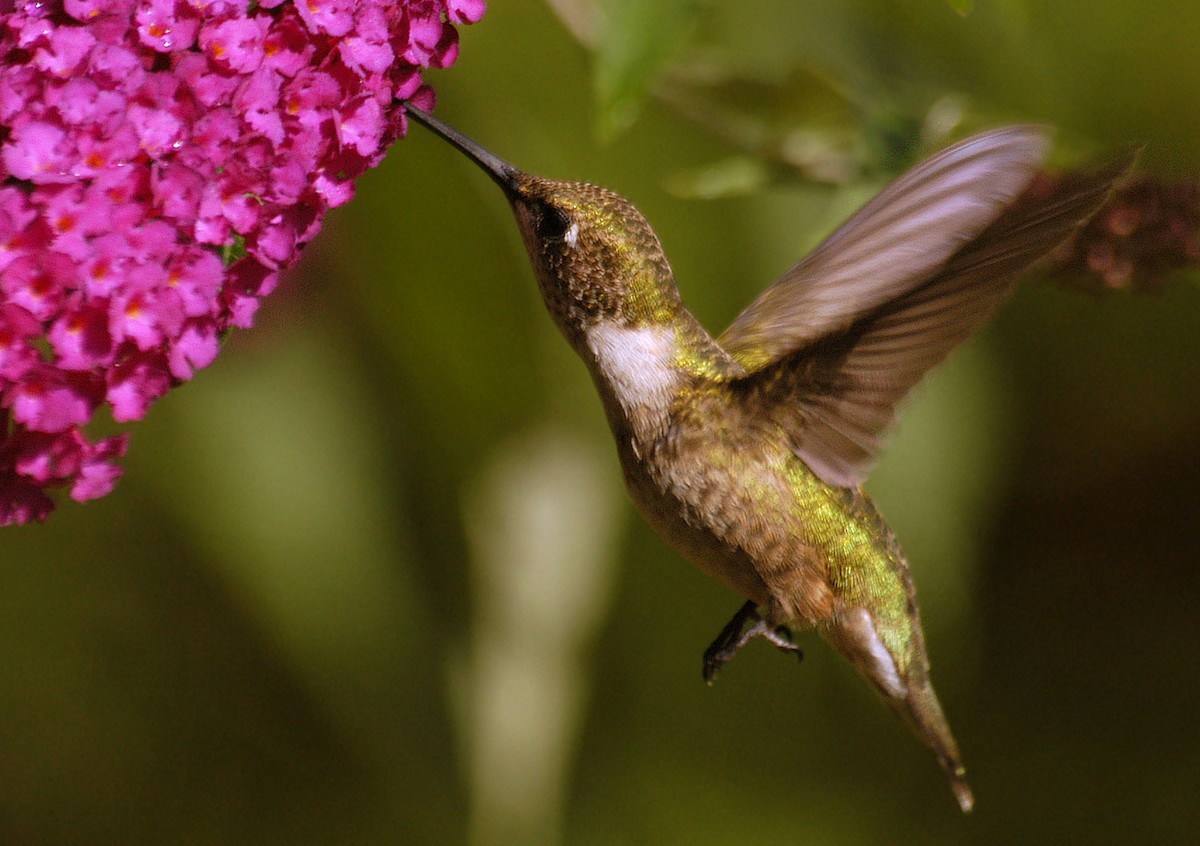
[703,601,803,685]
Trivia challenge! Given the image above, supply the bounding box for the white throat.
[585,323,681,443]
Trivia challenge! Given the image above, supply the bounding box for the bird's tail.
[820,607,974,813]
[886,672,975,813]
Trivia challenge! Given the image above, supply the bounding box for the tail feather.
[888,676,975,813]
[821,607,974,813]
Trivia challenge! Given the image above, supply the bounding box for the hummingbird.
[403,103,1132,812]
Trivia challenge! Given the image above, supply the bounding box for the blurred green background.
[4,1,1200,843]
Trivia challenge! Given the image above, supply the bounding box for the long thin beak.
[404,103,520,194]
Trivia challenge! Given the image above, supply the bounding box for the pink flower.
[34,26,97,76]
[448,0,487,25]
[72,432,129,502]
[199,15,270,73]
[3,121,74,183]
[7,365,101,433]
[135,0,200,53]
[48,302,114,370]
[295,0,355,38]
[0,0,487,524]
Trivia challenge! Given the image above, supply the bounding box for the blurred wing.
[736,148,1139,489]
[719,127,1051,371]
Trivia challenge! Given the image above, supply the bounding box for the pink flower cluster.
[0,0,485,524]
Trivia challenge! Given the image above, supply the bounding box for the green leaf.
[658,63,866,184]
[947,0,975,15]
[593,0,705,140]
[221,234,247,266]
[663,156,771,199]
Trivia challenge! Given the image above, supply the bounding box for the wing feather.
[735,147,1139,489]
[719,127,1053,370]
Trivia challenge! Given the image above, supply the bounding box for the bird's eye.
[537,204,571,240]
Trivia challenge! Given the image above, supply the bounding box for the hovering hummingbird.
[404,103,1132,812]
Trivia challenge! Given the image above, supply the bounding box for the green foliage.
[593,0,706,139]
[221,233,247,266]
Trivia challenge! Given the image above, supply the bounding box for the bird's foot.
[703,600,803,685]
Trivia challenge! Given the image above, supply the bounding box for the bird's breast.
[585,321,683,447]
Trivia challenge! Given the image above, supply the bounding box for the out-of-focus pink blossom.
[0,0,486,524]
